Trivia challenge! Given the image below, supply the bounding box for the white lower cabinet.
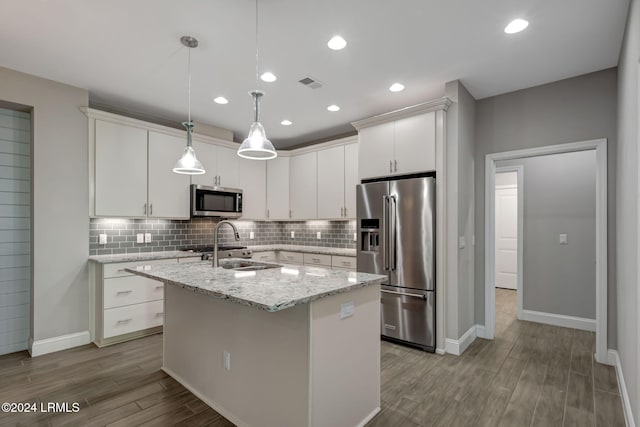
[331,255,356,271]
[278,251,304,265]
[303,253,332,267]
[92,258,177,346]
[252,251,278,262]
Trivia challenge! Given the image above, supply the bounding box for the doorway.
[494,167,523,329]
[484,139,608,364]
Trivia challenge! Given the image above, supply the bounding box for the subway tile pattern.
[89,218,356,256]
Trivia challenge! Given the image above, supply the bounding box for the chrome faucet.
[213,220,240,267]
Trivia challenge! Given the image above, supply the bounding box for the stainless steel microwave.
[191,184,243,218]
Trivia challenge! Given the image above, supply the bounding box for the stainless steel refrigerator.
[357,175,435,352]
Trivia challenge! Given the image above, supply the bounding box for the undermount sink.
[220,260,280,271]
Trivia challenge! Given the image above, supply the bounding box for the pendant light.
[237,0,277,160]
[173,36,206,175]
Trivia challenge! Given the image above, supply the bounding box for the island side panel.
[163,284,310,427]
[309,284,381,427]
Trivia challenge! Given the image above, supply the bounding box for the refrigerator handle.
[390,195,397,271]
[382,195,389,271]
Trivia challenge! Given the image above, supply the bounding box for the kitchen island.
[126,260,386,427]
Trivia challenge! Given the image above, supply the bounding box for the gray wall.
[474,68,618,347]
[616,0,639,423]
[498,150,596,319]
[444,80,476,340]
[0,67,89,343]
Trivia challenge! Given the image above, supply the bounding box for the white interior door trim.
[484,138,608,364]
[495,165,524,320]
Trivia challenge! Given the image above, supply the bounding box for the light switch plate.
[249,231,255,240]
[291,231,295,238]
[340,301,355,319]
[316,232,321,239]
[353,232,357,241]
[223,351,231,371]
[136,233,144,243]
[559,234,568,245]
[99,234,107,245]
[144,233,152,243]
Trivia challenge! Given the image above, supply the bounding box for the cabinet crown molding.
[350,97,452,130]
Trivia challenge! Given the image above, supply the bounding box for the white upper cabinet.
[238,158,266,220]
[317,146,345,219]
[356,111,437,180]
[393,112,436,174]
[290,152,317,219]
[358,122,394,180]
[344,143,358,218]
[191,141,239,189]
[148,132,190,219]
[95,120,148,217]
[266,156,290,220]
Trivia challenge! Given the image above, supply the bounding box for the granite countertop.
[88,250,202,264]
[248,245,356,257]
[125,259,386,312]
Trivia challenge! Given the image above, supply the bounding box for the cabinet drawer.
[252,251,277,262]
[103,300,164,338]
[304,253,331,267]
[279,251,304,265]
[104,276,164,309]
[332,256,356,270]
[178,256,203,264]
[103,258,177,278]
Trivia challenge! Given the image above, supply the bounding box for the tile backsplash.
[89,218,356,256]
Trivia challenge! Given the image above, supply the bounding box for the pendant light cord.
[255,0,259,91]
[188,46,192,124]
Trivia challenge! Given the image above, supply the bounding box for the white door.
[190,141,218,187]
[357,122,394,180]
[290,152,317,219]
[317,146,345,219]
[266,156,290,220]
[393,112,436,174]
[495,184,518,289]
[238,158,266,219]
[215,145,239,188]
[147,132,190,219]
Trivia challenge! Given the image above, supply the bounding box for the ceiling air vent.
[298,76,325,89]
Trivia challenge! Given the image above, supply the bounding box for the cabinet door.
[266,156,290,220]
[317,146,345,219]
[393,112,436,174]
[344,143,358,218]
[148,132,190,218]
[290,152,317,219]
[216,145,239,188]
[95,120,148,217]
[238,158,266,219]
[190,141,218,187]
[357,122,394,180]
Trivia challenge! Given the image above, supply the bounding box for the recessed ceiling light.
[213,96,228,104]
[281,120,292,126]
[504,18,529,34]
[327,36,347,50]
[260,72,277,82]
[389,83,405,92]
[327,105,340,112]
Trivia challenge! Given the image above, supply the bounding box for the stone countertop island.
[126,260,386,427]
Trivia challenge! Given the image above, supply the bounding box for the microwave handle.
[236,193,242,213]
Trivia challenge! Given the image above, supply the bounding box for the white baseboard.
[521,310,596,332]
[355,407,381,427]
[445,325,477,356]
[435,348,446,355]
[475,325,487,339]
[608,350,636,427]
[29,331,91,357]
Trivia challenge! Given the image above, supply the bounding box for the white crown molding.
[351,97,452,130]
[80,107,239,150]
[29,331,91,357]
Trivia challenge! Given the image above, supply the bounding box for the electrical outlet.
[99,234,107,245]
[136,233,144,243]
[291,231,295,239]
[340,301,355,319]
[353,232,357,241]
[223,351,231,371]
[249,231,255,240]
[459,236,466,249]
[316,231,321,239]
[144,233,152,243]
[559,234,568,245]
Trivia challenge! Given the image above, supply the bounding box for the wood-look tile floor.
[0,289,626,426]
[368,288,626,427]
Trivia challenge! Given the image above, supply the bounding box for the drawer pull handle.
[342,262,351,266]
[155,286,163,290]
[312,258,320,262]
[116,290,132,295]
[156,312,164,317]
[117,318,132,324]
[117,269,127,272]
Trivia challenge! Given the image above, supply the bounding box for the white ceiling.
[0,0,629,148]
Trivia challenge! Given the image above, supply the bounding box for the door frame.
[494,165,524,320]
[484,138,608,364]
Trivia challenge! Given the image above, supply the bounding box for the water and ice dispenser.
[360,219,380,252]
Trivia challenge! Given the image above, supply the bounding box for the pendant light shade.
[173,36,206,175]
[173,121,205,174]
[238,91,277,160]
